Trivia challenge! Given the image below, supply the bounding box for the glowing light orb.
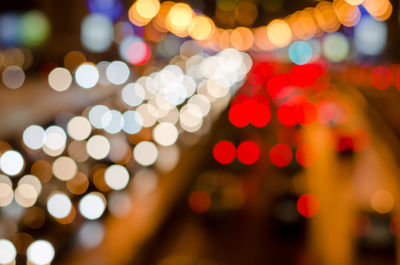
[20,10,50,47]
[371,190,394,214]
[289,41,313,65]
[52,156,77,181]
[67,116,92,141]
[105,165,130,190]
[81,14,113,53]
[133,141,158,166]
[0,239,16,264]
[122,110,143,134]
[2,65,25,89]
[23,125,45,150]
[47,192,72,219]
[120,37,151,65]
[89,105,109,129]
[267,19,292,47]
[297,194,320,217]
[322,33,349,62]
[44,125,66,151]
[27,240,55,265]
[101,109,124,134]
[237,141,260,165]
[270,144,293,167]
[48,67,72,92]
[86,0,123,22]
[354,16,387,56]
[213,141,236,165]
[153,122,178,146]
[87,135,110,160]
[121,83,145,107]
[79,192,106,220]
[75,63,99,89]
[106,60,130,85]
[0,150,24,176]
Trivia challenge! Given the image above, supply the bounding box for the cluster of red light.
[213,140,260,165]
[228,96,271,128]
[344,64,400,91]
[214,140,317,168]
[277,96,317,126]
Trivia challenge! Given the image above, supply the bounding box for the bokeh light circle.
[106,60,130,85]
[289,41,313,65]
[122,110,143,134]
[213,141,236,165]
[27,240,55,265]
[0,239,16,264]
[47,192,72,219]
[48,67,72,92]
[297,194,320,217]
[79,192,106,220]
[133,141,158,166]
[322,33,349,62]
[81,14,113,53]
[153,122,178,146]
[0,150,24,176]
[75,63,99,89]
[270,144,293,167]
[67,116,92,141]
[23,125,45,150]
[2,65,25,89]
[237,141,260,165]
[87,135,110,160]
[105,165,130,190]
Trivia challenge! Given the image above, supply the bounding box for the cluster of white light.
[88,105,143,135]
[43,125,67,156]
[15,174,41,208]
[23,124,68,156]
[8,47,252,262]
[0,174,13,207]
[115,48,251,166]
[22,123,72,162]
